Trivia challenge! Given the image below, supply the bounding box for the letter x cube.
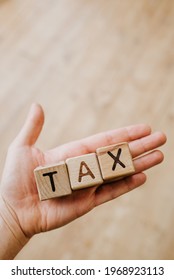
[96,142,135,182]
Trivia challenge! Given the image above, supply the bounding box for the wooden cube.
[96,142,135,182]
[34,162,72,200]
[66,153,103,190]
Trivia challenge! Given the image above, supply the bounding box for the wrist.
[0,195,29,259]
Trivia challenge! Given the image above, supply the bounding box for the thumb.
[13,103,45,146]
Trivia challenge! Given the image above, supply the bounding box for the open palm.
[0,104,166,239]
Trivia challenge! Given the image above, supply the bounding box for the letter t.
[43,171,57,192]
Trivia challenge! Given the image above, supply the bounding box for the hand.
[0,104,166,240]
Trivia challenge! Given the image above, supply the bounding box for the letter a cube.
[66,153,103,190]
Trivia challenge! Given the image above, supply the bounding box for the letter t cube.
[34,162,72,200]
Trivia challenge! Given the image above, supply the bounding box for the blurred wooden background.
[0,0,173,259]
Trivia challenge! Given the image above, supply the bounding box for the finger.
[133,150,164,173]
[95,173,147,206]
[129,131,167,159]
[13,103,44,146]
[80,124,151,151]
[47,124,151,161]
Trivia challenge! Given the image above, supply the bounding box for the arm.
[0,196,28,259]
[0,104,167,259]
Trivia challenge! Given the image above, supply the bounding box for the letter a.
[78,161,95,182]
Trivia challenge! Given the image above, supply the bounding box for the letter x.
[107,148,126,171]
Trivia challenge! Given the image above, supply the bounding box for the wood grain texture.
[66,153,103,190]
[34,163,72,200]
[0,0,173,260]
[96,142,135,181]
